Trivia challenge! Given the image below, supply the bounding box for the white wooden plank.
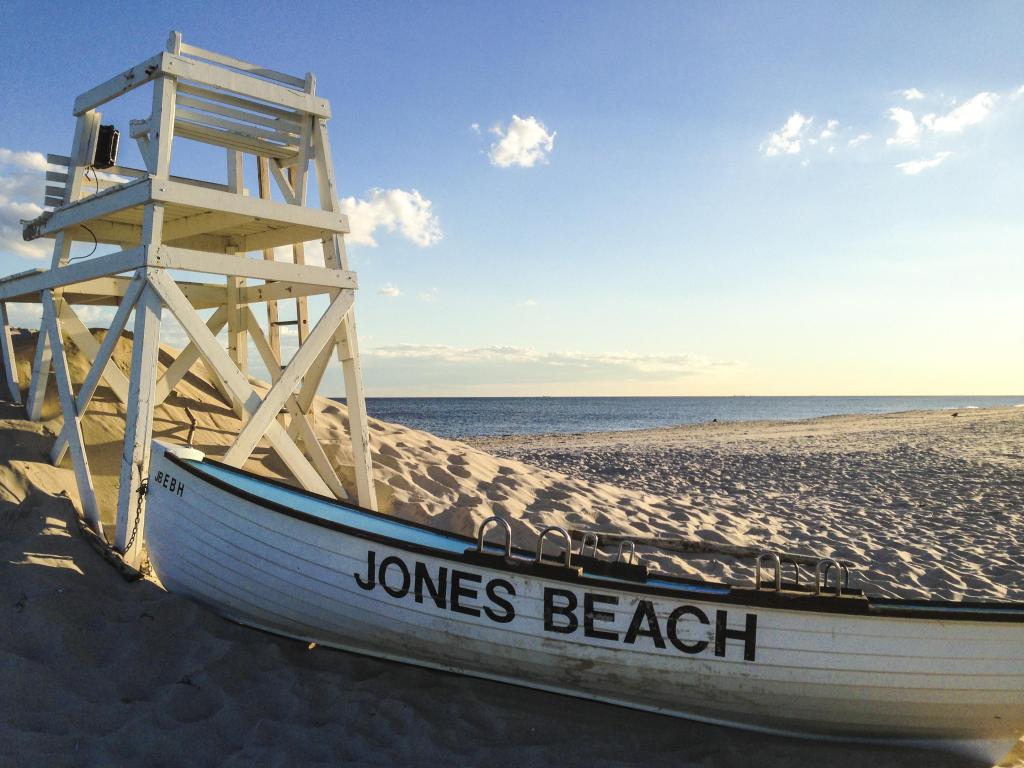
[237,280,333,305]
[154,306,228,405]
[148,270,331,496]
[256,158,282,363]
[246,308,348,500]
[25,231,73,419]
[166,30,182,55]
[244,306,281,384]
[223,290,353,465]
[43,291,103,536]
[52,275,145,464]
[0,303,22,404]
[150,75,177,179]
[293,116,312,207]
[225,149,248,379]
[22,177,151,241]
[311,118,377,509]
[337,313,377,510]
[175,121,299,160]
[227,275,247,375]
[73,52,166,115]
[161,53,331,118]
[4,275,222,309]
[114,282,163,566]
[25,301,51,421]
[148,245,356,288]
[176,82,300,122]
[178,41,306,89]
[286,164,311,346]
[177,93,301,132]
[0,249,147,301]
[295,340,333,414]
[56,301,131,404]
[149,178,347,232]
[269,159,296,204]
[176,107,299,144]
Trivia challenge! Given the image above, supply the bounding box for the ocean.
[351,396,1024,439]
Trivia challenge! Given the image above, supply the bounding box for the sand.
[0,330,1021,766]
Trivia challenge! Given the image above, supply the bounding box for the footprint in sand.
[446,456,473,479]
[425,464,462,491]
[377,443,402,459]
[410,471,452,499]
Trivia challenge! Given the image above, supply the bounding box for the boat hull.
[144,446,1024,763]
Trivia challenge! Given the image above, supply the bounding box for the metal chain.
[124,477,148,555]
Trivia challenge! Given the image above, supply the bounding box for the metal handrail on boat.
[578,531,599,559]
[537,526,573,568]
[616,540,636,565]
[756,552,783,591]
[476,516,513,559]
[816,558,845,596]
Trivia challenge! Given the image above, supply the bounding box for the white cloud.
[469,122,481,134]
[765,112,827,157]
[520,298,538,307]
[363,344,729,379]
[1015,85,1024,99]
[488,115,556,168]
[848,133,872,148]
[887,92,998,146]
[339,188,442,248]
[818,119,839,140]
[921,92,997,134]
[0,148,49,259]
[419,288,438,302]
[896,151,952,175]
[378,283,402,297]
[901,88,925,101]
[886,107,921,145]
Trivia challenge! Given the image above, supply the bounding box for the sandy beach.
[0,332,1021,766]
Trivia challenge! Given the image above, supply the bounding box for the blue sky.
[1,2,1022,395]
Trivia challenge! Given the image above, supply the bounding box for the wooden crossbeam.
[56,301,130,404]
[148,269,331,496]
[245,309,348,499]
[73,52,166,115]
[0,249,146,301]
[178,40,307,89]
[149,245,356,288]
[26,289,53,421]
[269,158,296,204]
[52,276,145,465]
[42,290,103,536]
[154,306,228,405]
[224,290,353,466]
[237,280,334,305]
[0,303,21,403]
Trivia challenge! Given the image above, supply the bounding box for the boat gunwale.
[157,449,1024,622]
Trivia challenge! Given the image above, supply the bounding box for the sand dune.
[0,330,1021,766]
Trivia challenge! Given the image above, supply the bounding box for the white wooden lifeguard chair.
[0,31,377,569]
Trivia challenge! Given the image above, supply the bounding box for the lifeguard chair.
[0,31,376,568]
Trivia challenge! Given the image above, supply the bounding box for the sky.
[0,1,1022,396]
